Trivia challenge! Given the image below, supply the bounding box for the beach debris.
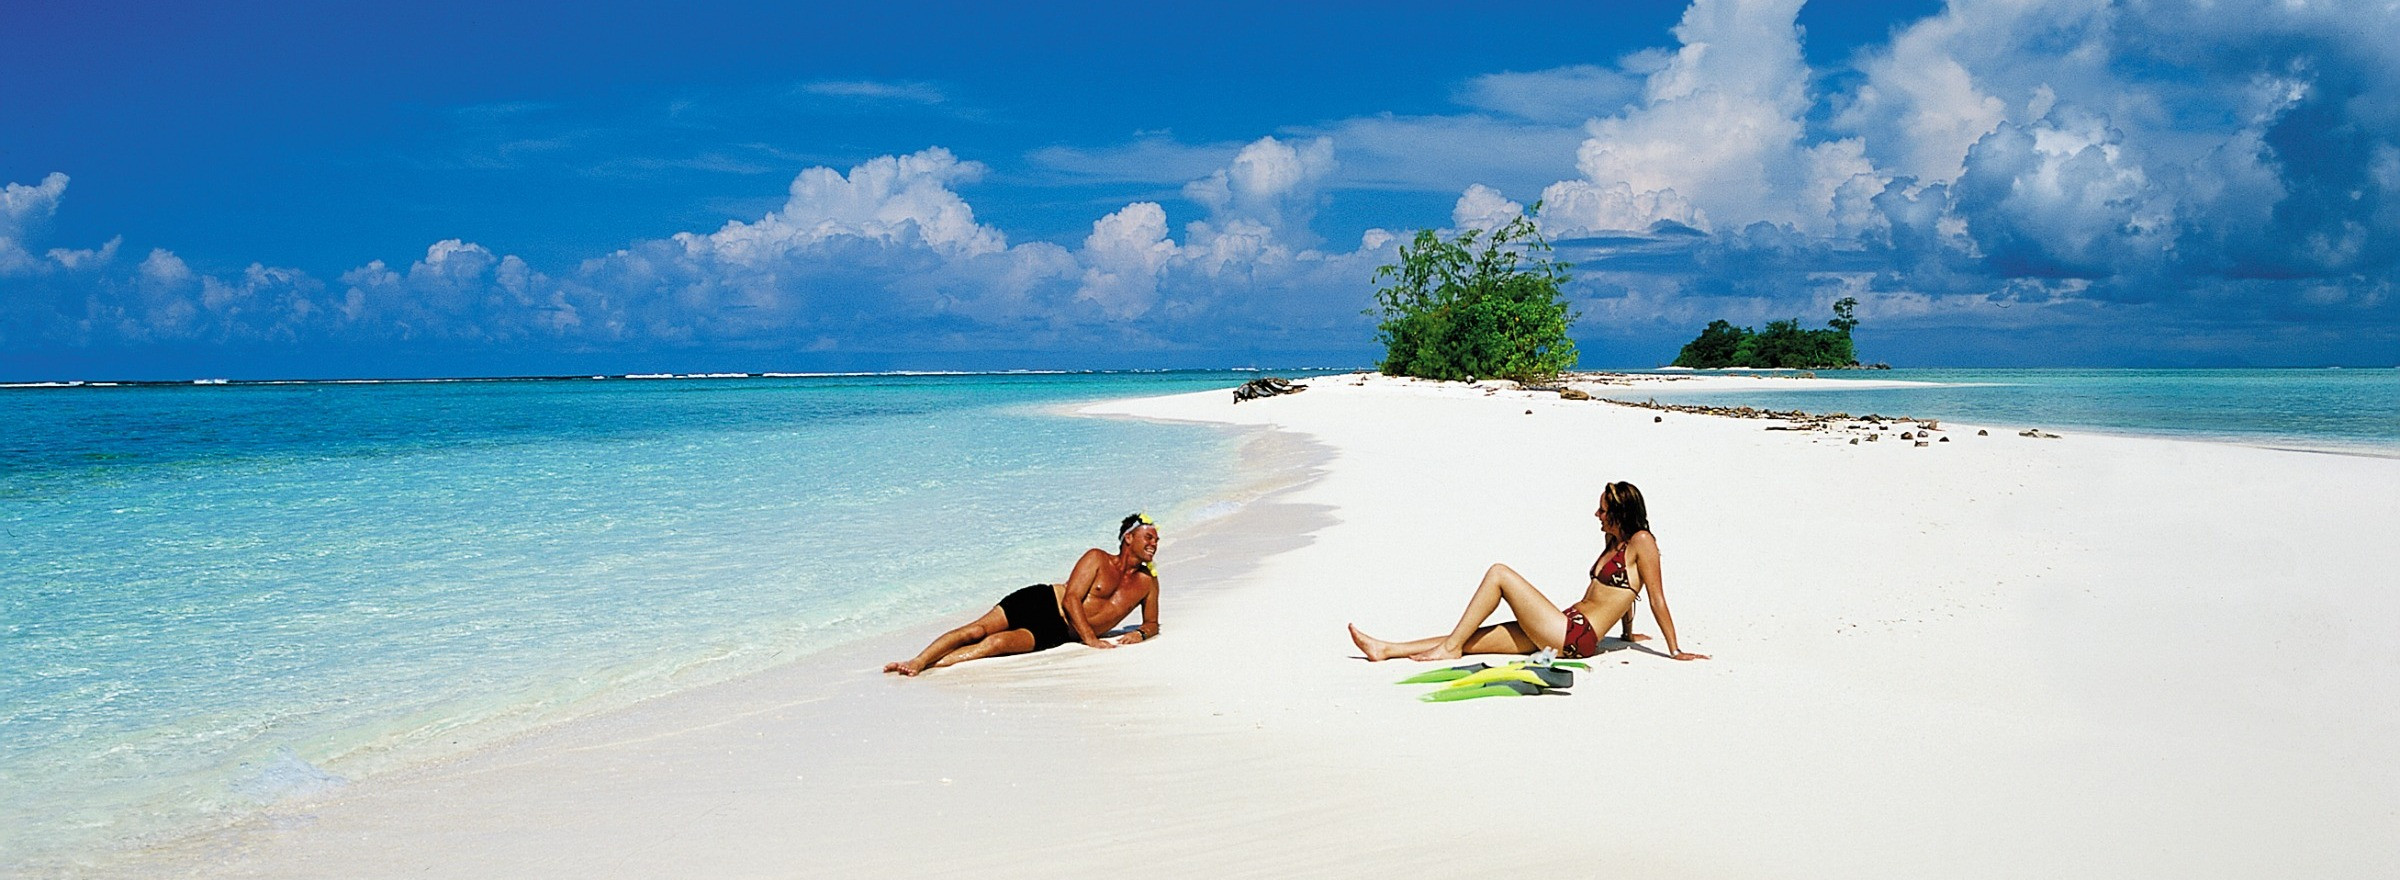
[1233,377,1309,403]
[1557,387,1591,400]
[1591,395,1948,444]
[2018,428,2061,439]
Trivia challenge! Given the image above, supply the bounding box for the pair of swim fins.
[1400,661,1580,701]
[1395,660,1586,684]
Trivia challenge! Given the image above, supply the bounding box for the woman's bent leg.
[1458,622,1540,655]
[1349,565,1571,662]
[1351,622,1542,662]
[1349,624,1443,661]
[1417,564,1571,661]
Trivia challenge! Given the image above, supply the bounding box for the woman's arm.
[1633,533,1706,660]
[1059,550,1117,650]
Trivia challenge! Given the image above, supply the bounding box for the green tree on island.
[1671,297,1862,369]
[1370,211,1579,383]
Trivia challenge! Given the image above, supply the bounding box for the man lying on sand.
[883,514,1161,675]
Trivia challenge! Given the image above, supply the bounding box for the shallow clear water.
[0,372,1284,871]
[1609,368,2400,454]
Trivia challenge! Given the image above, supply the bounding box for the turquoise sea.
[1611,367,2400,455]
[0,371,1285,873]
[5,366,2396,871]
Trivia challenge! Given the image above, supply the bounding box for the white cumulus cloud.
[1076,202,1179,319]
[1,172,71,275]
[1451,184,1524,232]
[1182,136,1336,245]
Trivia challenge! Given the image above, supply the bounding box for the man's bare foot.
[1407,646,1464,662]
[1626,633,1652,643]
[1348,624,1395,661]
[882,660,923,676]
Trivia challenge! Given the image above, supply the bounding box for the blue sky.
[5,0,2395,379]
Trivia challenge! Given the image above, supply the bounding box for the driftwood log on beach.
[1233,377,1309,403]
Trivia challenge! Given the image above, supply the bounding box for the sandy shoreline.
[113,372,2400,878]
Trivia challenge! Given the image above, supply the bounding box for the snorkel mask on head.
[1118,512,1155,540]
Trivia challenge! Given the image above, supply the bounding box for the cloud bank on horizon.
[5,0,2397,374]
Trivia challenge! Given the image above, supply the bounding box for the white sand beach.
[130,373,2400,878]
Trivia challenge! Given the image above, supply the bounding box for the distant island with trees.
[1670,298,1881,369]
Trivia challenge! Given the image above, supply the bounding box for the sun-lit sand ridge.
[137,373,2400,878]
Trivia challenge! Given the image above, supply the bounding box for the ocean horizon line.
[0,365,1378,390]
[8,362,2395,391]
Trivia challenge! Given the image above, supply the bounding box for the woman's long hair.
[1601,481,1651,548]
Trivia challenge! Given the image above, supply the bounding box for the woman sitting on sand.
[1349,481,1706,662]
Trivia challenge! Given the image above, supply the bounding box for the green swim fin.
[1420,680,1546,702]
[1443,665,1574,690]
[1396,663,1488,684]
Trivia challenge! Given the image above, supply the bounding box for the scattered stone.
[1867,433,1880,442]
[1914,440,1930,447]
[1233,377,1308,403]
[1938,436,1950,443]
[1557,387,1591,400]
[1524,409,1533,415]
[1593,396,1929,438]
[2018,428,2061,439]
[1977,429,1989,436]
[1849,438,1859,445]
[1900,431,1915,440]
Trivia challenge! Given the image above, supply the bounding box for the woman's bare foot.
[1407,646,1464,662]
[882,660,923,676]
[1348,624,1396,662]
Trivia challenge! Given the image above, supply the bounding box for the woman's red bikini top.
[1590,547,1632,591]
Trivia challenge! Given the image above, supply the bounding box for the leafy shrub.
[1371,212,1579,383]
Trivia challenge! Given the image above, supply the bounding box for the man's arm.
[1116,574,1160,645]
